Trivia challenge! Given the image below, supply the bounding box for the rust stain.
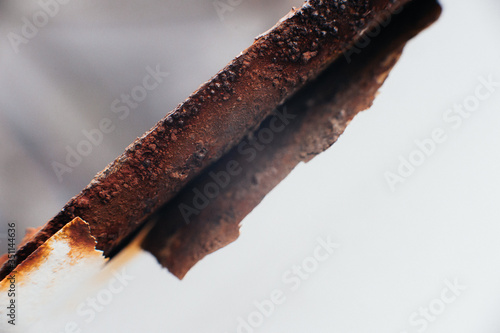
[0,217,100,289]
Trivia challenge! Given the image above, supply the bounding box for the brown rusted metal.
[141,0,442,279]
[0,0,436,280]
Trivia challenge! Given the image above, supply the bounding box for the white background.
[1,0,500,332]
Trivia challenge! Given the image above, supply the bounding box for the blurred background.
[0,0,304,234]
[1,0,500,332]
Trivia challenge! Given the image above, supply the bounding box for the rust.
[142,0,442,279]
[1,0,425,280]
[0,218,99,286]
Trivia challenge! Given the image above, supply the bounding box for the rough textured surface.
[0,0,411,280]
[142,0,442,279]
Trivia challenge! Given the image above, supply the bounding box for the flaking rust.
[0,0,412,281]
[142,0,442,279]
